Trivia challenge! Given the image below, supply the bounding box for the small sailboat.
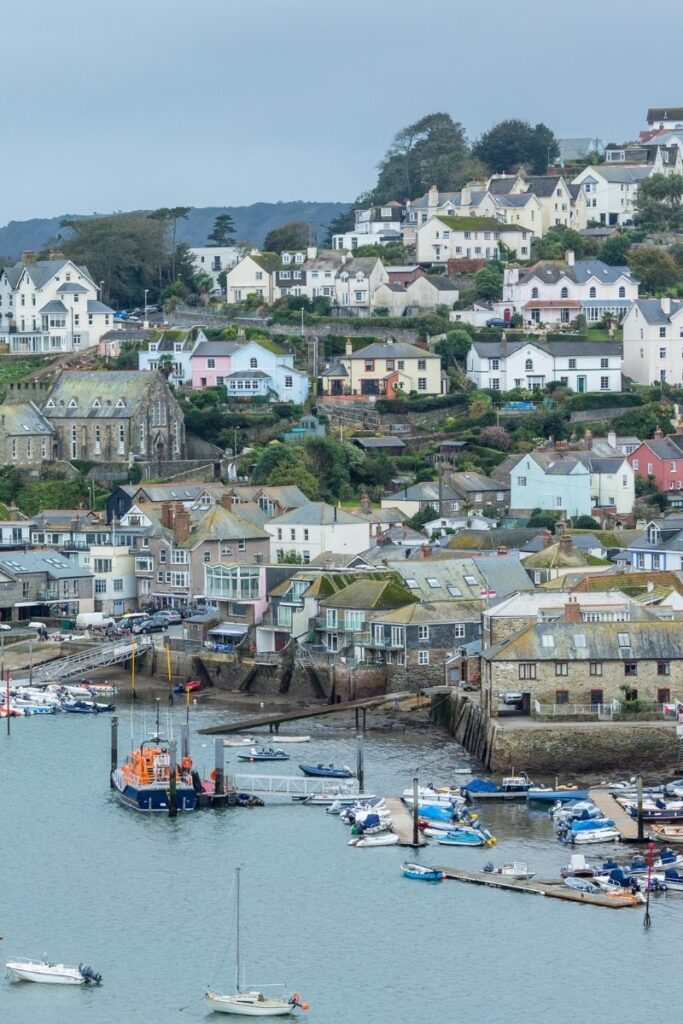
[206,868,307,1017]
[5,957,102,985]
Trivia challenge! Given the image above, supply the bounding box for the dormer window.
[282,253,291,264]
[116,398,125,408]
[45,399,55,409]
[92,399,101,409]
[68,398,78,409]
[648,525,660,544]
[295,253,304,263]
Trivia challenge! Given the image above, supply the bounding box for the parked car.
[152,610,182,624]
[485,318,510,328]
[501,691,524,708]
[133,618,167,634]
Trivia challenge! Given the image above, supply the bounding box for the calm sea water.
[1,705,680,1024]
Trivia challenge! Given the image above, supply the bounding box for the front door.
[577,376,587,393]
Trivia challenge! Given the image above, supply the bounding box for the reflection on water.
[1,706,679,1024]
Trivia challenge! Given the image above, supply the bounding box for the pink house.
[190,341,239,389]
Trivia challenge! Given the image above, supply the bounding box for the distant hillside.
[0,200,352,261]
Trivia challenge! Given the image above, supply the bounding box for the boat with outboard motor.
[462,772,533,801]
[349,832,399,847]
[527,786,587,803]
[237,748,289,762]
[5,957,102,985]
[435,826,493,847]
[483,861,535,880]
[401,862,445,881]
[299,763,354,779]
[558,818,621,845]
[649,823,683,844]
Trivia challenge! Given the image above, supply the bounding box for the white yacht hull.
[205,992,294,1016]
[6,961,85,984]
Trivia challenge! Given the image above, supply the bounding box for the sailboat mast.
[235,866,241,992]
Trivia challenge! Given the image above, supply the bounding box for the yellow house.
[321,339,445,400]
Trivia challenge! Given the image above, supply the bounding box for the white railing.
[533,699,681,719]
[227,773,360,797]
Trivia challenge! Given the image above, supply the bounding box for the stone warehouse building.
[39,370,186,464]
[482,607,683,712]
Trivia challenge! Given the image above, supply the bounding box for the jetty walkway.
[385,797,427,847]
[439,866,641,909]
[588,788,639,841]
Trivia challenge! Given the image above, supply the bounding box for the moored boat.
[401,862,445,881]
[462,772,532,801]
[649,823,683,844]
[527,787,587,803]
[237,748,290,762]
[349,832,399,847]
[298,763,353,779]
[435,827,489,847]
[5,957,102,985]
[483,861,535,880]
[111,737,197,812]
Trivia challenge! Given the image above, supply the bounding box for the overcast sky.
[4,0,682,224]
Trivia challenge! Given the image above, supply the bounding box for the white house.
[507,447,634,517]
[415,215,531,264]
[189,247,241,292]
[225,253,278,304]
[0,258,114,353]
[572,165,652,226]
[622,297,683,385]
[374,275,459,315]
[497,251,638,325]
[332,202,405,250]
[335,256,389,311]
[225,341,309,403]
[466,338,623,394]
[265,503,371,562]
[138,329,207,385]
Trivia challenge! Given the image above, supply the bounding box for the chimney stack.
[607,430,617,449]
[559,533,573,554]
[360,492,371,514]
[543,529,553,548]
[345,338,353,356]
[420,543,431,559]
[174,505,191,544]
[219,492,234,513]
[662,297,672,315]
[564,595,581,622]
[497,545,508,556]
[565,249,575,268]
[428,185,439,210]
[160,501,174,528]
[22,250,36,265]
[583,428,593,451]
[654,426,664,440]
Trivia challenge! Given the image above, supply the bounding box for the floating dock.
[588,788,640,842]
[385,797,426,847]
[439,866,641,909]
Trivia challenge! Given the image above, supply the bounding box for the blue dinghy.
[401,862,445,881]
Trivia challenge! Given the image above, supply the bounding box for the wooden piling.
[356,734,364,795]
[110,715,118,788]
[214,737,225,796]
[168,738,178,818]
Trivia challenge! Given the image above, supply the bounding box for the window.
[560,286,568,298]
[555,689,569,704]
[660,348,667,359]
[159,549,167,564]
[448,586,462,597]
[657,661,670,676]
[118,424,125,456]
[519,663,536,680]
[364,360,375,371]
[531,287,539,299]
[289,528,296,541]
[617,632,630,648]
[454,624,465,639]
[326,609,338,628]
[517,476,527,487]
[418,650,429,665]
[542,635,555,648]
[589,286,596,298]
[249,357,258,368]
[624,662,637,676]
[555,662,569,676]
[657,687,671,703]
[618,286,626,298]
[490,358,500,370]
[284,376,293,388]
[633,460,639,470]
[660,327,667,339]
[525,359,533,370]
[417,359,427,371]
[600,376,609,390]
[95,579,107,595]
[171,549,188,564]
[568,358,576,369]
[207,358,216,369]
[113,579,123,592]
[426,578,441,589]
[417,625,430,641]
[93,558,112,573]
[238,538,246,552]
[418,378,427,391]
[600,358,609,369]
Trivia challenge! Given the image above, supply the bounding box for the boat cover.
[417,804,452,821]
[570,818,615,831]
[463,779,499,793]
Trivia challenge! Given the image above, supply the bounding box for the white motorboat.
[223,737,259,747]
[348,832,399,847]
[205,867,306,1017]
[564,827,621,845]
[300,788,366,807]
[5,957,102,985]
[266,736,309,744]
[483,861,535,880]
[402,786,465,808]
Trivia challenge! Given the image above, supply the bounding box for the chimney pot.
[497,545,508,556]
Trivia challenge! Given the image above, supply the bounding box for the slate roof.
[647,108,683,122]
[146,504,268,545]
[483,620,683,662]
[590,166,652,184]
[350,341,438,361]
[42,371,164,418]
[471,338,622,359]
[192,341,240,358]
[486,176,520,195]
[1,259,95,290]
[390,482,459,502]
[339,257,383,277]
[56,282,88,293]
[39,300,67,314]
[268,502,367,527]
[637,436,683,461]
[352,437,406,450]
[448,528,539,552]
[1,403,53,436]
[436,215,525,234]
[519,259,632,286]
[448,472,507,495]
[101,329,153,342]
[372,600,481,625]
[320,578,416,611]
[0,550,92,579]
[423,276,459,291]
[631,298,683,324]
[320,364,348,377]
[524,175,565,197]
[226,370,270,379]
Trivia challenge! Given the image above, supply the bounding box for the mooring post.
[412,775,419,847]
[356,734,364,794]
[362,708,367,732]
[168,739,178,818]
[110,715,118,788]
[214,737,225,795]
[180,723,190,761]
[637,774,644,842]
[355,708,359,729]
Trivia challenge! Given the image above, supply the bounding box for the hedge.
[376,392,468,414]
[567,392,642,411]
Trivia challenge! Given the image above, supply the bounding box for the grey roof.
[525,175,566,197]
[39,300,67,313]
[487,176,520,195]
[448,472,507,495]
[320,363,348,378]
[491,193,537,208]
[192,341,240,358]
[87,299,114,313]
[520,259,632,286]
[471,338,622,359]
[42,371,166,419]
[472,553,535,597]
[631,298,683,325]
[1,259,95,291]
[638,436,683,461]
[390,482,460,502]
[423,276,459,291]
[580,227,618,237]
[352,437,406,450]
[226,370,270,379]
[339,257,383,277]
[483,620,683,663]
[55,282,88,293]
[268,502,368,527]
[100,329,154,341]
[0,403,53,436]
[0,550,92,579]
[383,283,407,293]
[350,342,438,361]
[590,165,652,184]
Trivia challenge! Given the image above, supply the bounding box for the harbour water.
[2,704,682,1024]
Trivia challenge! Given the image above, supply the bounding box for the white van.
[76,612,116,631]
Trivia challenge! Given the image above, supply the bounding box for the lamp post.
[144,288,149,325]
[99,280,105,302]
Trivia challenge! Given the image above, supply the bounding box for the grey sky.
[4,0,682,225]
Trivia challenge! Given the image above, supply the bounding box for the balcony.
[62,540,90,552]
[37,588,60,601]
[362,633,404,650]
[258,612,293,631]
[134,558,154,573]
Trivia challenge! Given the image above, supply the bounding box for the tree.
[473,120,559,175]
[263,221,312,253]
[323,204,358,246]
[207,213,236,247]
[149,206,191,279]
[526,511,558,530]
[303,436,350,502]
[371,113,484,202]
[531,226,589,261]
[599,233,631,266]
[479,426,511,451]
[474,265,503,302]
[627,247,680,294]
[573,515,601,529]
[635,174,683,231]
[194,272,214,299]
[435,329,472,368]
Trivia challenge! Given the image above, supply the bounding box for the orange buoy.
[210,769,217,781]
[181,756,192,771]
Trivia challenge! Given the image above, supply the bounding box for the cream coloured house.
[415,215,532,264]
[225,253,278,304]
[320,339,445,400]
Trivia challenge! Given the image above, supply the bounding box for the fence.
[533,699,681,720]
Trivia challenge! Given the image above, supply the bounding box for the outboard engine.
[191,769,204,793]
[78,963,103,985]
